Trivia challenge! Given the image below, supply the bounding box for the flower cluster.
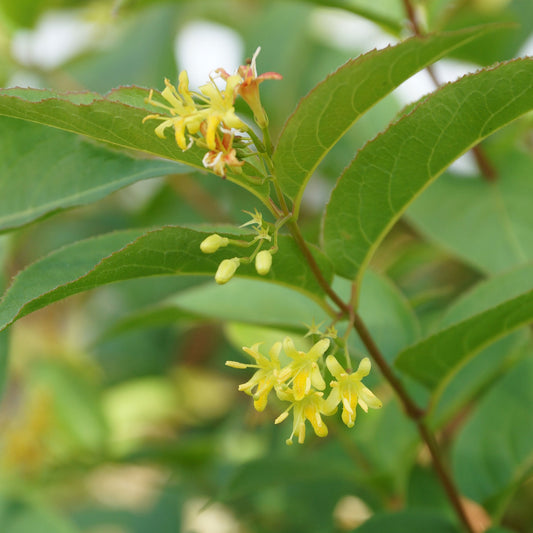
[200,208,276,285]
[226,336,382,445]
[143,47,281,178]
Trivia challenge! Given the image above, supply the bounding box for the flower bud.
[200,234,229,254]
[215,258,240,285]
[255,250,272,276]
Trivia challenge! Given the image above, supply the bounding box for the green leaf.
[30,360,109,453]
[351,510,459,533]
[424,268,533,426]
[322,58,533,281]
[407,150,533,274]
[452,355,533,508]
[162,278,328,329]
[0,117,186,232]
[410,264,533,422]
[302,0,403,34]
[0,227,333,332]
[395,284,533,392]
[439,263,533,328]
[273,26,503,213]
[96,270,418,363]
[0,495,81,533]
[0,87,268,200]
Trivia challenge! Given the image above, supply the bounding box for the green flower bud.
[215,258,240,285]
[255,250,272,275]
[200,234,229,254]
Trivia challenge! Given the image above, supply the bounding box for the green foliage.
[395,285,533,392]
[452,355,533,511]
[0,0,532,531]
[0,228,333,332]
[322,57,533,282]
[0,117,186,232]
[273,26,497,212]
[0,86,268,199]
[407,150,533,274]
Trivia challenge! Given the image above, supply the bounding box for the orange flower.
[220,47,282,128]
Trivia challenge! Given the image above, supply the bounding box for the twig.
[285,218,476,533]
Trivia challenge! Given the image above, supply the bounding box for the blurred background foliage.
[0,0,532,532]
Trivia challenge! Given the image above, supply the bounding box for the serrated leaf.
[273,26,502,213]
[429,264,533,424]
[407,150,533,275]
[452,355,533,507]
[0,117,186,232]
[395,287,533,392]
[0,87,268,199]
[0,227,333,332]
[322,58,533,281]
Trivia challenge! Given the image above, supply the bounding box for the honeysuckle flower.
[230,47,282,128]
[275,389,333,445]
[324,356,382,428]
[255,249,272,275]
[280,337,330,400]
[200,234,229,254]
[143,73,206,150]
[226,342,286,411]
[201,131,244,177]
[198,74,247,150]
[215,257,241,285]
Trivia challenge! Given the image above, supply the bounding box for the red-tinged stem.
[285,217,475,533]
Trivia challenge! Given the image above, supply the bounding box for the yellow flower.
[198,74,246,150]
[275,389,332,445]
[226,342,286,411]
[201,131,244,178]
[280,337,329,401]
[143,72,206,150]
[324,356,382,428]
